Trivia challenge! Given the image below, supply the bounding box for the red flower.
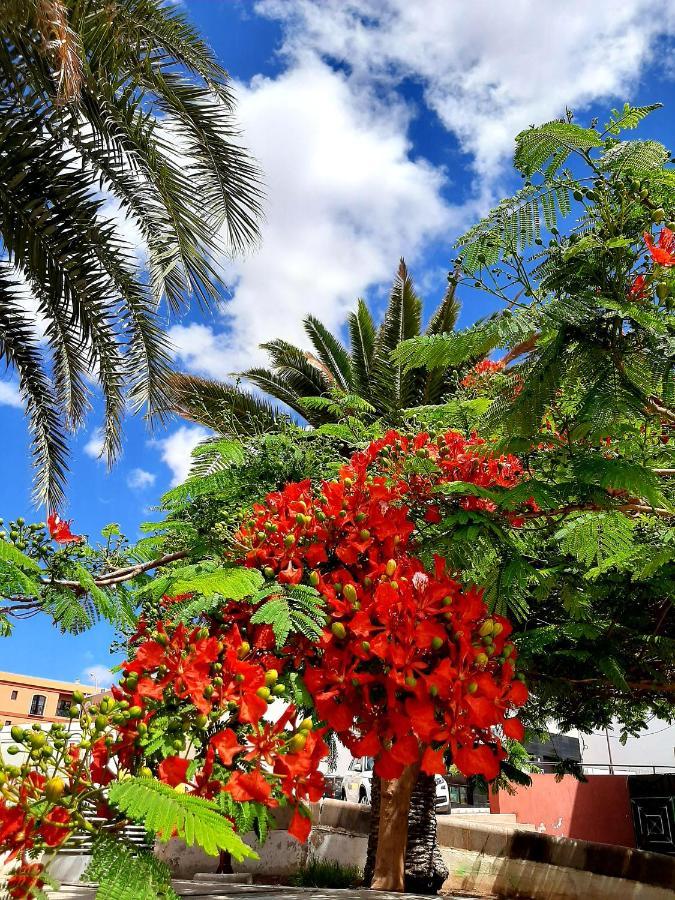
[288,806,312,843]
[421,745,447,775]
[211,729,242,766]
[454,743,503,781]
[644,228,675,266]
[502,717,525,741]
[7,863,46,899]
[158,756,191,787]
[226,770,274,804]
[47,512,84,544]
[39,806,71,847]
[628,274,648,300]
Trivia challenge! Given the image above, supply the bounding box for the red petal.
[158,756,190,787]
[288,806,312,843]
[211,729,242,766]
[421,745,447,775]
[502,717,525,741]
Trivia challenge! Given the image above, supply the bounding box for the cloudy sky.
[3,0,675,681]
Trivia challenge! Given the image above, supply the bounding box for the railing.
[534,761,675,776]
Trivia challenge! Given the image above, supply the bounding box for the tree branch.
[41,550,189,591]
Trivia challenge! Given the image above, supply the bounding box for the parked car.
[340,756,450,813]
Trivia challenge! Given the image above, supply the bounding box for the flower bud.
[45,777,65,803]
[331,622,346,640]
[288,732,307,752]
[256,686,271,701]
[343,584,357,604]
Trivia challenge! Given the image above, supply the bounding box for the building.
[0,670,97,727]
[570,718,675,774]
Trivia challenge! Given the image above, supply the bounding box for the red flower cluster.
[240,430,529,783]
[644,227,675,266]
[461,359,505,390]
[0,771,71,896]
[117,607,328,843]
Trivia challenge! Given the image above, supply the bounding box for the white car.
[340,756,450,813]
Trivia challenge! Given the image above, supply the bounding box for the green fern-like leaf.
[0,538,41,572]
[555,512,636,568]
[108,777,256,860]
[602,102,662,135]
[454,179,575,271]
[137,564,263,603]
[83,834,177,900]
[250,584,326,648]
[514,121,602,177]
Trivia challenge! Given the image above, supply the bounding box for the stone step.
[450,812,518,823]
[194,873,253,884]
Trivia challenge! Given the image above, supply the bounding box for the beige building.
[0,670,96,727]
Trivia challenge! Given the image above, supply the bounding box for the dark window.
[56,697,71,717]
[30,694,46,716]
[4,720,10,726]
[10,690,17,700]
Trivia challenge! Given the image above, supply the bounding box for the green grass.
[291,858,363,889]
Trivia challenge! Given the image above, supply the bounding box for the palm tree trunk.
[404,772,448,894]
[364,770,448,895]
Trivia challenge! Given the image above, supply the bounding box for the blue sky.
[3,0,675,684]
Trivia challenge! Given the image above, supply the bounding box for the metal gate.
[628,773,675,856]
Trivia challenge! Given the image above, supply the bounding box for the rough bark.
[365,769,448,895]
[371,761,420,892]
[404,772,449,894]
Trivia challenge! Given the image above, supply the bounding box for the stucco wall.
[490,774,635,847]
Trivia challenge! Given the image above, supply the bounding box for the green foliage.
[291,858,362,889]
[250,583,326,648]
[0,0,261,505]
[108,777,256,860]
[83,834,178,900]
[136,563,264,604]
[169,260,462,436]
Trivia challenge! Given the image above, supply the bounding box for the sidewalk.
[49,883,477,899]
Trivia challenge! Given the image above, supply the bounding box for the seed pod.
[288,732,307,752]
[331,622,347,640]
[343,584,357,604]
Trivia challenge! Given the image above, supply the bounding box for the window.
[348,759,362,772]
[10,690,17,700]
[30,694,46,716]
[4,720,10,726]
[56,697,72,718]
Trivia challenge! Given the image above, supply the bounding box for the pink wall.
[490,774,636,848]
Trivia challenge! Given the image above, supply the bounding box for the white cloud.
[169,55,453,380]
[126,467,156,490]
[81,664,115,690]
[154,425,207,486]
[257,0,675,182]
[83,428,105,460]
[0,381,22,409]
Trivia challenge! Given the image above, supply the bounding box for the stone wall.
[38,799,675,898]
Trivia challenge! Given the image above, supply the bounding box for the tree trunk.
[404,772,449,894]
[365,769,448,895]
[216,850,233,874]
[371,762,420,892]
[363,770,381,887]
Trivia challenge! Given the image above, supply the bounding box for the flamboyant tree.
[2,103,675,897]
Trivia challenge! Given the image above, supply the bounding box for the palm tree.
[171,261,460,894]
[169,260,460,433]
[0,0,262,507]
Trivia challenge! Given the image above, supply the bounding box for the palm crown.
[169,260,461,436]
[0,0,262,507]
